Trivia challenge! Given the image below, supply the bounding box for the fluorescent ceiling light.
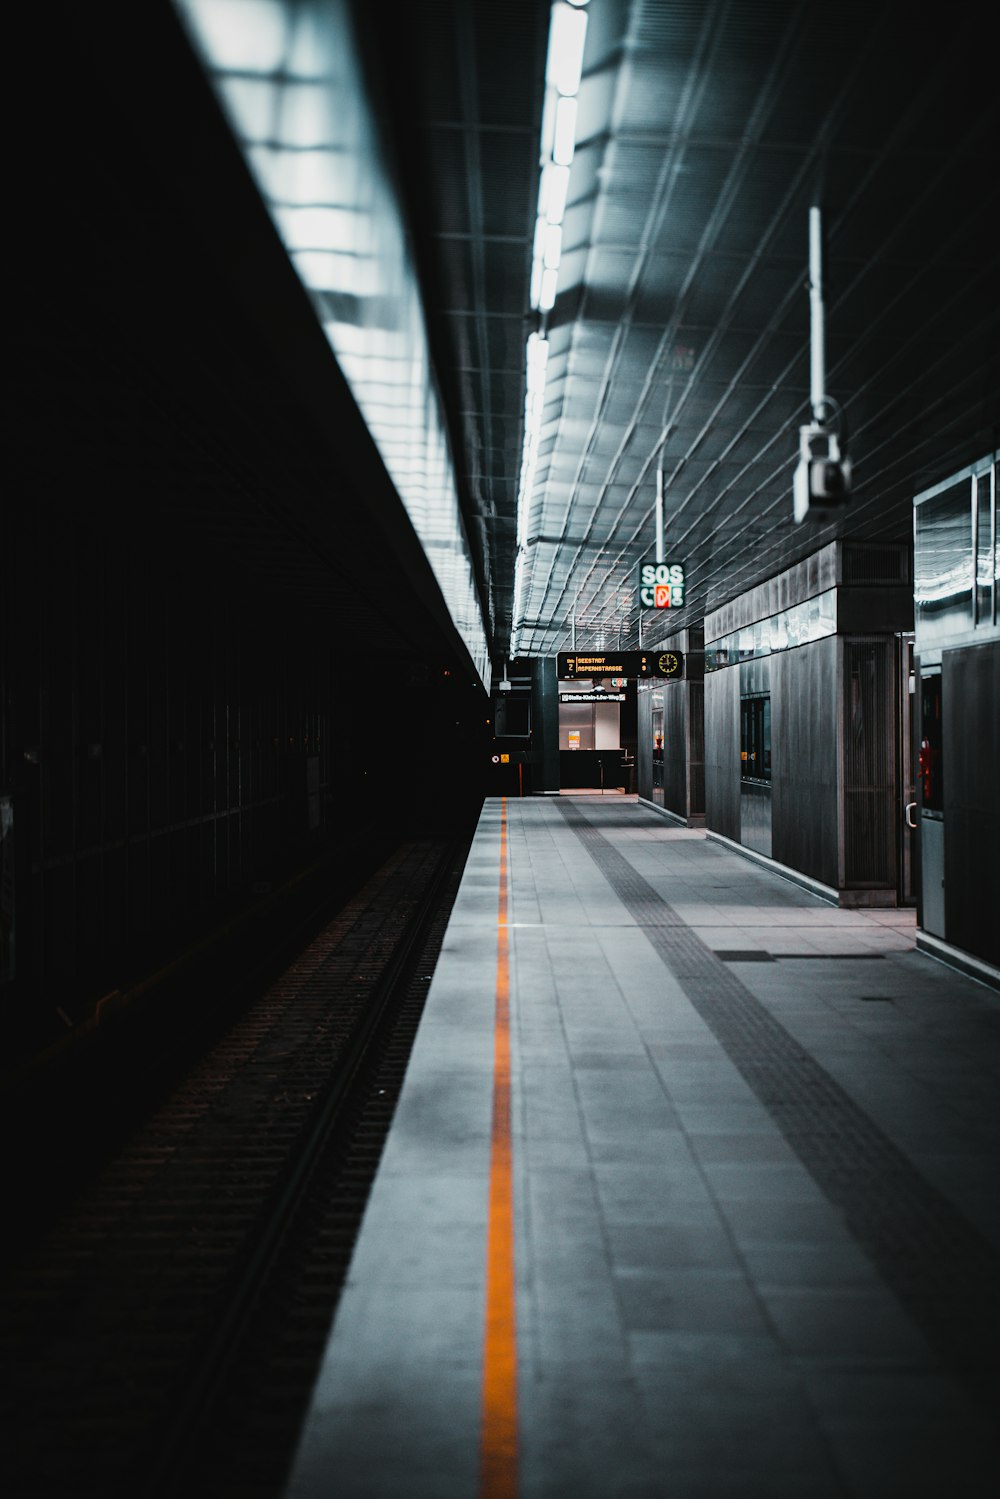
[273,205,360,250]
[532,216,548,263]
[179,0,287,73]
[293,249,378,295]
[276,81,338,148]
[218,77,279,143]
[248,146,351,206]
[543,223,562,270]
[553,95,578,166]
[539,90,557,161]
[539,266,559,311]
[540,162,570,224]
[546,2,588,97]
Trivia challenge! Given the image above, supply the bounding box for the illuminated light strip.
[514,2,589,654]
[529,1,589,313]
[479,797,518,1499]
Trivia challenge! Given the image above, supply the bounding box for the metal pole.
[655,465,665,563]
[571,611,576,650]
[808,205,825,421]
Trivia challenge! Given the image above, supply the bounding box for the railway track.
[0,823,475,1499]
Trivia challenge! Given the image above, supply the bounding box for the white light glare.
[543,223,562,270]
[180,0,287,74]
[526,332,549,389]
[539,267,559,311]
[546,2,589,97]
[540,162,570,225]
[553,95,578,166]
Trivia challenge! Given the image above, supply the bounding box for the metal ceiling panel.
[230,0,996,665]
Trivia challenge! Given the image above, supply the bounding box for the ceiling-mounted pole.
[655,464,665,563]
[571,610,576,650]
[793,204,850,523]
[808,205,826,421]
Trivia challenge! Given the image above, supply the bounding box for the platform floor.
[284,794,1000,1499]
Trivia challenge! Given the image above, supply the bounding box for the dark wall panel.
[771,637,840,888]
[689,681,705,817]
[705,668,740,841]
[662,683,688,817]
[842,637,895,888]
[943,641,1000,967]
[637,687,654,803]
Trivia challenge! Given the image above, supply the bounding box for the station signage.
[559,691,627,703]
[638,560,685,609]
[557,651,683,680]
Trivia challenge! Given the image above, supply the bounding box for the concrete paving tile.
[614,1267,769,1335]
[526,1229,614,1289]
[720,1196,853,1247]
[627,1327,779,1368]
[687,1131,799,1165]
[761,1286,936,1362]
[593,1162,715,1222]
[672,1100,776,1134]
[586,1127,689,1164]
[647,1056,761,1107]
[526,1167,602,1225]
[525,1281,630,1369]
[314,1284,485,1375]
[519,1372,656,1499]
[567,1048,651,1068]
[697,1161,833,1203]
[799,1364,988,1431]
[350,1217,486,1289]
[605,1219,742,1272]
[573,1067,672,1107]
[287,1351,481,1499]
[517,1095,587,1146]
[620,1471,842,1499]
[819,1418,998,1499]
[352,1171,487,1231]
[521,1134,592,1171]
[739,1241,883,1290]
[376,1127,490,1177]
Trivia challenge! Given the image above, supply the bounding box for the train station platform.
[284,794,1000,1499]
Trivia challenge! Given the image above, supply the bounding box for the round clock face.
[658,652,680,675]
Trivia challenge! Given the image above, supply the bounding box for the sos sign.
[638,561,685,609]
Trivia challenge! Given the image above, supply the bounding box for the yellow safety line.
[479,797,518,1498]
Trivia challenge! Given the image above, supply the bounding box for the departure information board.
[557,651,684,680]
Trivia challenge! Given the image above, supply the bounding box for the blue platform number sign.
[638,561,685,609]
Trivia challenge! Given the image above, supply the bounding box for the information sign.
[557,651,683,680]
[558,691,627,703]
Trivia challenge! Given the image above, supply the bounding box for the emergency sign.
[638,561,685,608]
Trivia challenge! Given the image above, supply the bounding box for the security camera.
[793,422,851,523]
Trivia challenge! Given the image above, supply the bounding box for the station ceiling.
[13,3,997,686]
[370,0,999,660]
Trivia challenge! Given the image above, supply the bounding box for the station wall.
[701,542,913,904]
[913,456,999,975]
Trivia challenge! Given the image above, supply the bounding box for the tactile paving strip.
[557,799,999,1401]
